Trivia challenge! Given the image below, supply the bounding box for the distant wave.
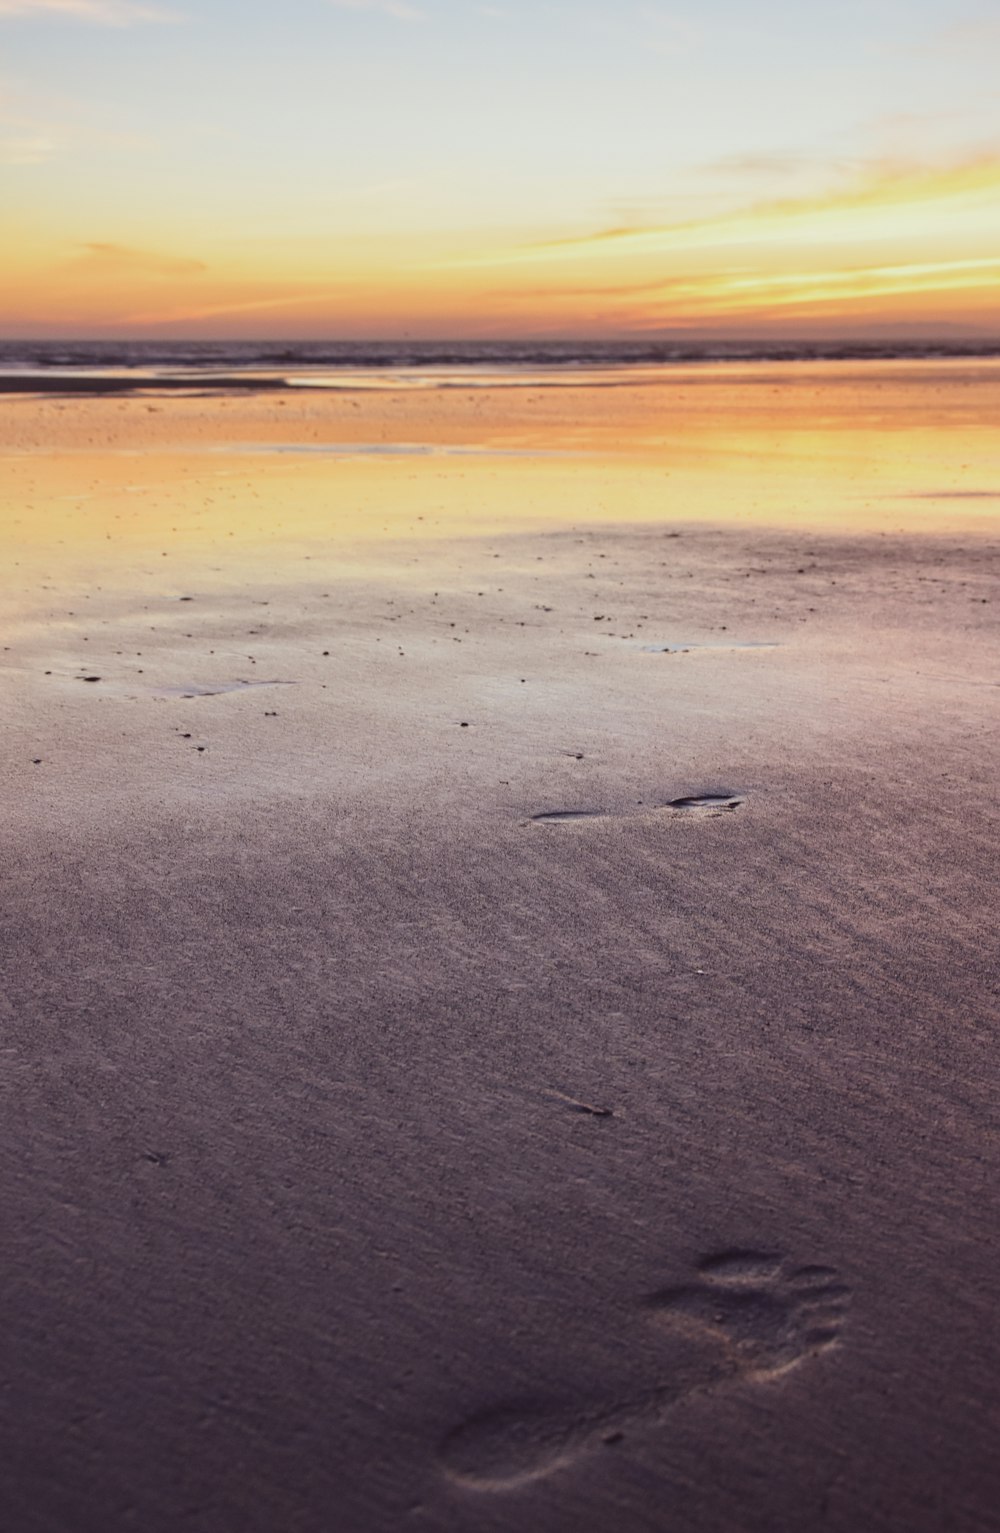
[3,337,1000,396]
[3,337,1000,373]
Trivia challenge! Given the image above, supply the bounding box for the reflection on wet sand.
[2,363,999,615]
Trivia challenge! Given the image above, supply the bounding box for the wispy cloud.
[673,255,1000,313]
[705,153,817,178]
[444,157,1000,270]
[120,291,337,327]
[0,132,57,162]
[424,154,1000,330]
[0,83,155,162]
[919,16,1000,53]
[0,84,62,161]
[488,254,1000,327]
[63,241,207,276]
[326,0,424,20]
[0,1,176,24]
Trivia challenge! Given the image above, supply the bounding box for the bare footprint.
[644,1250,851,1380]
[439,1251,849,1492]
[661,792,743,815]
[530,809,608,824]
[440,1399,613,1491]
[529,794,743,825]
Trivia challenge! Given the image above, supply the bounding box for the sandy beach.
[2,361,998,1532]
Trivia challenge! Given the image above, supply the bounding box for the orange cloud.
[120,290,341,327]
[454,157,1000,269]
[63,242,207,277]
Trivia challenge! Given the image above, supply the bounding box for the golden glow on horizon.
[4,152,998,337]
[429,158,1000,332]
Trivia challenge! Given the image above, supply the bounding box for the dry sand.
[1,365,999,1532]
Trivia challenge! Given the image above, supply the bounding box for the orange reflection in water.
[2,361,998,620]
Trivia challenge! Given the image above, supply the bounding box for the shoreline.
[4,349,1000,398]
[1,373,998,1533]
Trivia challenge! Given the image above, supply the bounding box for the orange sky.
[3,1,999,337]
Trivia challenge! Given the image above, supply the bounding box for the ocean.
[2,336,1000,393]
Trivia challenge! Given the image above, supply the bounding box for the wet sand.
[2,366,999,1532]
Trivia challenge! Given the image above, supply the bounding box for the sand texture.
[1,365,999,1532]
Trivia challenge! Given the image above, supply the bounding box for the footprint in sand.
[439,1251,850,1491]
[530,809,609,824]
[530,792,743,825]
[644,1251,850,1378]
[662,792,744,815]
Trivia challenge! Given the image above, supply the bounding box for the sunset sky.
[2,0,999,337]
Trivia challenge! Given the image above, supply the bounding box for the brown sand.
[1,366,999,1532]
